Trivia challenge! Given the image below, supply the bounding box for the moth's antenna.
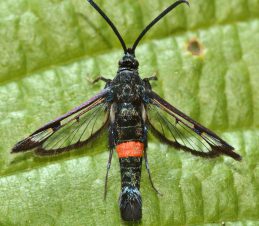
[131,0,189,53]
[87,0,127,53]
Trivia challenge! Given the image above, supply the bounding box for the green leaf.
[0,0,259,225]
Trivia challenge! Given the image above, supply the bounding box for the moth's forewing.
[12,88,110,155]
[147,91,241,161]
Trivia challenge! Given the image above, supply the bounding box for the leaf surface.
[0,0,258,225]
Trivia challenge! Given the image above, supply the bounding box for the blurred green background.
[0,0,258,225]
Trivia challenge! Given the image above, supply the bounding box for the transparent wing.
[147,91,241,160]
[12,89,109,155]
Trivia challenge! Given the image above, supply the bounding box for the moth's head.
[119,49,139,70]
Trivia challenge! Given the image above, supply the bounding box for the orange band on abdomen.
[116,141,144,158]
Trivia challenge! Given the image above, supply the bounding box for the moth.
[12,0,241,222]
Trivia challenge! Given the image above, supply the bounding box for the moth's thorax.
[112,70,144,103]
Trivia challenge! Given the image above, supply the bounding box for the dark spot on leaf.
[187,39,203,56]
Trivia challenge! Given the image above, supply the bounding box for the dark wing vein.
[37,104,108,154]
[149,104,211,153]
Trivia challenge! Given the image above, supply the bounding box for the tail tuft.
[119,187,142,221]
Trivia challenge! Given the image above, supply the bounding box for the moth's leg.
[144,148,162,195]
[143,73,158,90]
[143,72,158,82]
[92,76,111,84]
[104,148,114,200]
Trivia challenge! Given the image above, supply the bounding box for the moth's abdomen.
[111,102,146,221]
[119,186,142,221]
[116,141,144,158]
[118,155,143,221]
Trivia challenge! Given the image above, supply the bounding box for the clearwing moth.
[12,0,241,222]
